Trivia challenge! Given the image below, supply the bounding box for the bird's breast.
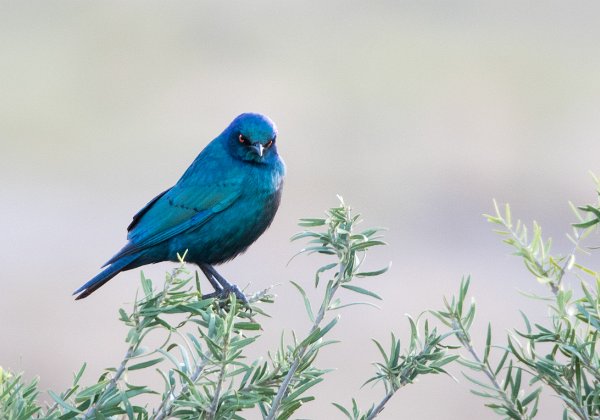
[177,165,284,264]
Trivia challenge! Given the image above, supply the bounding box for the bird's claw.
[202,284,249,306]
[199,264,249,306]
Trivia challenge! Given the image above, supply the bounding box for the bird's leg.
[199,264,223,293]
[199,263,248,304]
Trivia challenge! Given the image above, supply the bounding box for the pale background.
[2,1,600,419]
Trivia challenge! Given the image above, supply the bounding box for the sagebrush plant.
[0,197,392,419]
[428,177,600,420]
[2,185,600,419]
[0,367,40,419]
[471,189,600,420]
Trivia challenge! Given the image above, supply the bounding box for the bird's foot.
[202,284,248,305]
[199,264,249,306]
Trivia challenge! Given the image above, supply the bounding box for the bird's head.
[224,113,279,164]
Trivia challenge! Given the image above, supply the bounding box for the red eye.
[265,140,273,148]
[239,134,249,145]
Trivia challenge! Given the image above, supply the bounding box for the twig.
[83,267,180,418]
[366,391,394,420]
[265,265,344,420]
[453,322,523,419]
[81,347,134,419]
[207,320,233,419]
[153,359,208,420]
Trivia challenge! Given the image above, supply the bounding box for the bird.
[74,113,285,302]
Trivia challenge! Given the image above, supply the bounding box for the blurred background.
[2,1,600,418]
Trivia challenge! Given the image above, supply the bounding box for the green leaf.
[128,357,164,371]
[298,218,326,227]
[284,377,323,403]
[48,390,81,414]
[75,380,110,401]
[140,272,152,298]
[573,218,599,228]
[351,240,387,251]
[483,323,492,365]
[233,322,261,331]
[356,263,391,277]
[315,263,338,287]
[118,309,130,322]
[522,387,542,406]
[290,280,314,322]
[578,204,600,218]
[299,316,339,348]
[332,402,352,418]
[341,284,382,300]
[372,339,389,365]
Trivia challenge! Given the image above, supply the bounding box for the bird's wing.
[127,188,171,232]
[103,180,243,266]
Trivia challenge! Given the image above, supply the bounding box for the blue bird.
[74,113,285,301]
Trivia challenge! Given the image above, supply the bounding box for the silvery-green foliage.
[0,198,390,420]
[2,186,599,420]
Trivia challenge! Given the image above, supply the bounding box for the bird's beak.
[250,143,264,157]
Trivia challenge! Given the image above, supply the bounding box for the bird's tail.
[74,254,139,300]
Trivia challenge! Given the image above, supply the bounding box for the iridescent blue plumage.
[74,113,285,300]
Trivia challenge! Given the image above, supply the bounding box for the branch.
[265,267,343,420]
[153,358,209,420]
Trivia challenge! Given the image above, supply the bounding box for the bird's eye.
[238,134,250,145]
[265,140,273,149]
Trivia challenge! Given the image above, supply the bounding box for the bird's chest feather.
[179,163,284,263]
[227,164,283,231]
